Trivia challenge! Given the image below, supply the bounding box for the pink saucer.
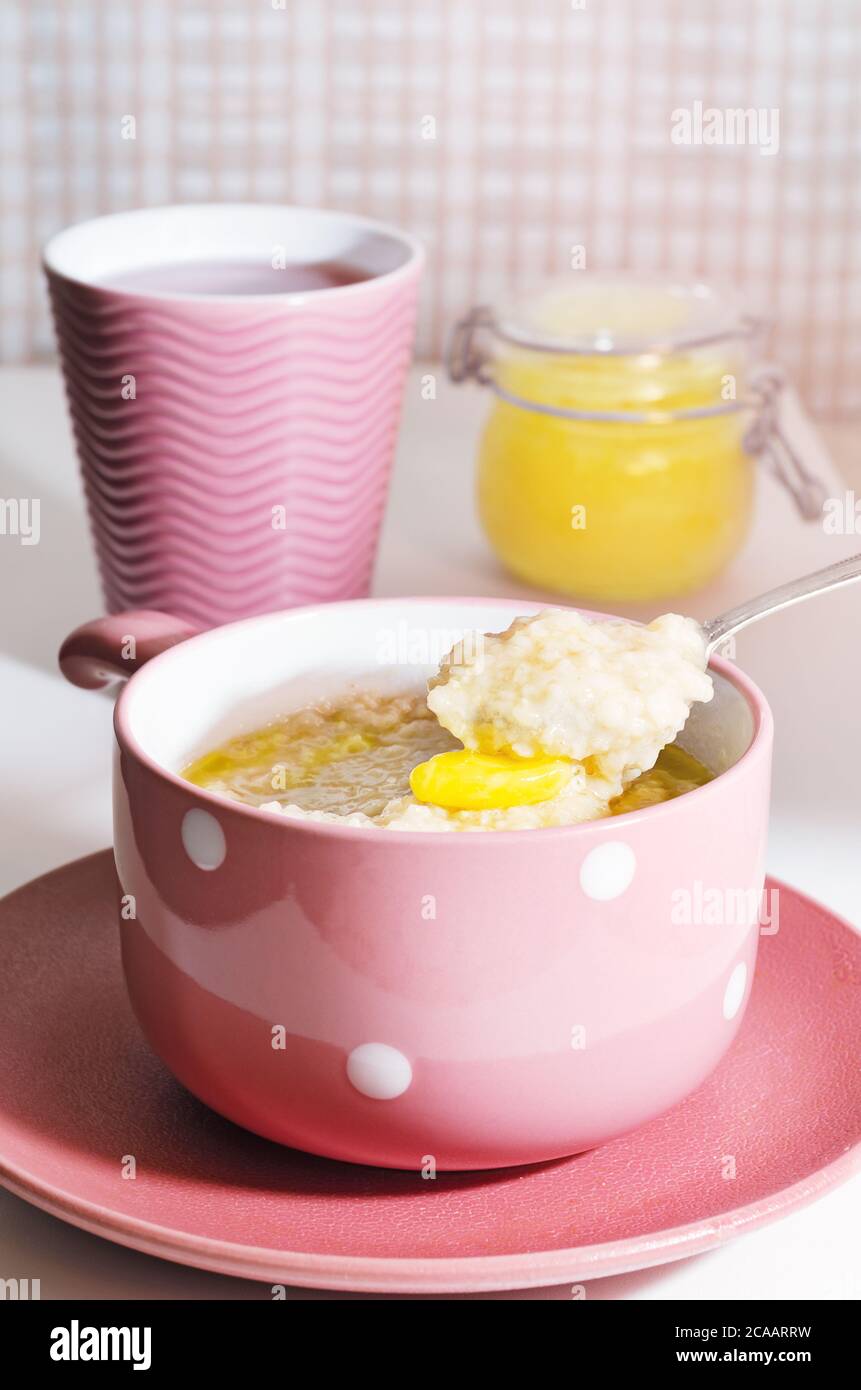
[0,852,859,1294]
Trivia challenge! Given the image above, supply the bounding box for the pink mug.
[60,596,773,1171]
[44,204,423,628]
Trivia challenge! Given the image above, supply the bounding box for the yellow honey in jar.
[458,280,760,602]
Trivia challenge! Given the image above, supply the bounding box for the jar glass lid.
[492,274,761,356]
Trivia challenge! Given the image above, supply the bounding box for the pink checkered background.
[1,0,859,416]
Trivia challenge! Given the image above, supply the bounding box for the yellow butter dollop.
[409,748,573,811]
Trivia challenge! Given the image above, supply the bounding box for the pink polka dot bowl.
[59,597,773,1171]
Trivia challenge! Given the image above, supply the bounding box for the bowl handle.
[58,610,200,690]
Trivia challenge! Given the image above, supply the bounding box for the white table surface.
[0,364,858,1301]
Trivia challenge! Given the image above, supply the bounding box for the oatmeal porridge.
[182,609,714,832]
[427,610,712,782]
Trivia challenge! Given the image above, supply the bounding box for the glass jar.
[448,277,825,603]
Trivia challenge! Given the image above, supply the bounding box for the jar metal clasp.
[447,306,495,385]
[744,368,828,521]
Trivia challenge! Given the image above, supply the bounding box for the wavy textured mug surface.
[47,256,421,627]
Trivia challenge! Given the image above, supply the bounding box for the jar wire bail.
[744,367,828,521]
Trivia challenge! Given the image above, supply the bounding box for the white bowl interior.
[124,599,756,779]
[43,204,416,289]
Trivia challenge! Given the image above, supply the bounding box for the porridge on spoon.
[183,609,714,831]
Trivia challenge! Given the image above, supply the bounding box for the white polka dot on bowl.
[579,842,636,901]
[347,1043,412,1100]
[181,808,226,871]
[722,961,748,1020]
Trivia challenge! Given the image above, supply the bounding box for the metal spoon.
[702,552,861,657]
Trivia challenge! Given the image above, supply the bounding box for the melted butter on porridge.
[182,608,715,832]
[183,692,457,819]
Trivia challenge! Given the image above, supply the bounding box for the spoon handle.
[703,552,861,655]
